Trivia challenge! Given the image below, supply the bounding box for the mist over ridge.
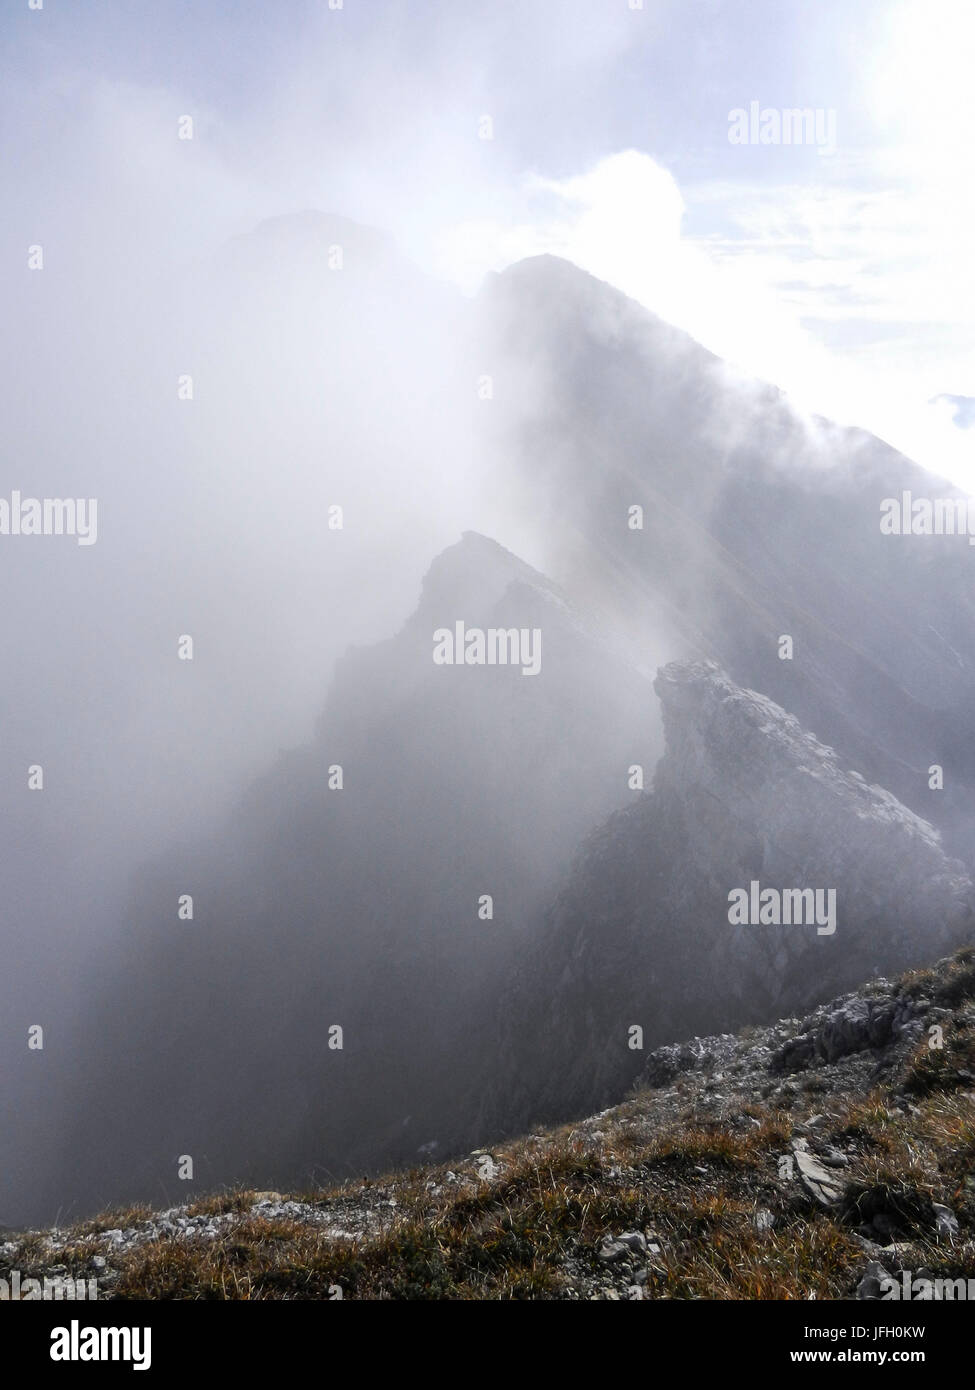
[4,205,975,1229]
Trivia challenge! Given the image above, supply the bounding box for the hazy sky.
[4,0,972,483]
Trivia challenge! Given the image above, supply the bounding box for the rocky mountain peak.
[411,530,559,620]
[483,660,974,1138]
[653,657,957,872]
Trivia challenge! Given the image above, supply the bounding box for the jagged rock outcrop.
[482,660,973,1138]
[652,659,971,1004]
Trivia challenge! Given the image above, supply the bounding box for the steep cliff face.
[484,660,973,1137]
[43,533,663,1222]
[651,659,971,1003]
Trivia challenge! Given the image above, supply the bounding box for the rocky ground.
[4,945,973,1299]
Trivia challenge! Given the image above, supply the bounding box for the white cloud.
[434,147,975,490]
